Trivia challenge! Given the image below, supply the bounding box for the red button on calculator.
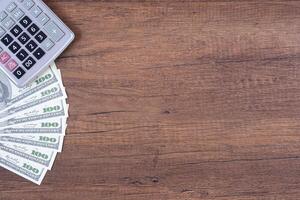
[0,52,11,64]
[5,59,18,71]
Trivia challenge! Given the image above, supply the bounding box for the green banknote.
[0,82,66,118]
[0,142,57,170]
[0,147,47,184]
[0,99,68,127]
[0,64,61,112]
[0,117,67,135]
[0,63,69,184]
[0,134,64,152]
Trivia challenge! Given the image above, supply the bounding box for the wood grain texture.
[2,0,300,199]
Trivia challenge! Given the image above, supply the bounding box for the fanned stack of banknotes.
[0,63,68,184]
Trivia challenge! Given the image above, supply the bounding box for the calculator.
[0,0,74,87]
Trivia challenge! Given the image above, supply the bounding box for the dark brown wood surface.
[2,0,300,199]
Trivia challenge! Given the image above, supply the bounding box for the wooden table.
[2,1,300,199]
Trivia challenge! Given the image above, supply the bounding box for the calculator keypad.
[18,32,30,44]
[20,16,31,28]
[41,38,54,51]
[0,12,8,22]
[27,23,39,35]
[16,49,28,61]
[13,67,25,79]
[23,0,35,10]
[8,41,21,53]
[1,34,13,46]
[0,27,5,38]
[30,6,41,18]
[23,56,35,69]
[36,12,49,25]
[33,47,44,60]
[2,17,15,30]
[0,52,11,64]
[10,24,22,37]
[6,3,17,13]
[44,21,64,42]
[5,59,17,71]
[0,0,67,82]
[25,40,37,52]
[35,30,46,43]
[12,8,24,20]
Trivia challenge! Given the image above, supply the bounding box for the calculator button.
[22,56,35,70]
[16,49,28,61]
[0,11,8,22]
[0,52,11,64]
[6,2,17,13]
[27,23,39,36]
[18,32,30,44]
[41,38,54,51]
[23,0,35,10]
[1,34,13,46]
[2,17,15,30]
[20,16,32,28]
[44,21,64,42]
[12,8,24,21]
[9,41,21,54]
[35,31,47,43]
[30,6,42,18]
[13,67,25,79]
[37,13,49,26]
[33,47,45,60]
[5,59,18,71]
[11,25,22,37]
[25,40,37,52]
[0,27,6,38]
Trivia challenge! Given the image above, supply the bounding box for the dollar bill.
[0,134,64,152]
[0,62,69,184]
[0,118,67,135]
[0,143,57,170]
[0,64,61,112]
[0,82,67,118]
[0,148,47,184]
[0,99,68,127]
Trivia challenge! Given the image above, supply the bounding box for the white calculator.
[0,0,74,87]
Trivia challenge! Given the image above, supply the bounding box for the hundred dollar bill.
[0,134,64,152]
[0,82,67,118]
[0,118,67,135]
[0,143,57,170]
[0,99,68,127]
[0,64,61,112]
[0,147,47,184]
